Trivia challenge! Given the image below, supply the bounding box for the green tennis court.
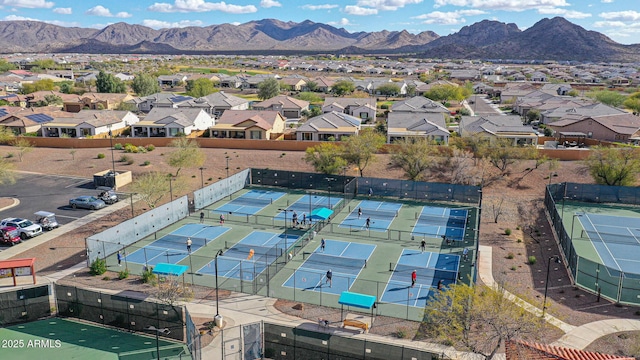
[0,318,189,360]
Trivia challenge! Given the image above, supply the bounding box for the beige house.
[0,107,64,134]
[252,95,309,119]
[548,113,640,143]
[459,115,538,145]
[210,110,285,140]
[63,93,135,112]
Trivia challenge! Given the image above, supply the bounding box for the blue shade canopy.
[310,207,333,220]
[338,291,376,309]
[152,263,189,276]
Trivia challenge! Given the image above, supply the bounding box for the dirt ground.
[3,145,640,355]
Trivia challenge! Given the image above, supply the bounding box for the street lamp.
[214,249,224,322]
[225,155,231,200]
[542,255,562,317]
[107,124,116,177]
[199,167,206,188]
[325,177,336,209]
[278,208,294,228]
[144,325,170,360]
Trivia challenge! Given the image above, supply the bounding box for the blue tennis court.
[212,189,285,215]
[578,213,640,274]
[126,224,230,266]
[412,207,468,240]
[381,249,460,307]
[198,231,299,280]
[274,194,337,222]
[339,200,401,232]
[282,239,376,295]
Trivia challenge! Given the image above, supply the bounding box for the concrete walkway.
[553,319,640,349]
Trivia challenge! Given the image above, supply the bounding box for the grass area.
[236,93,261,101]
[377,100,394,108]
[177,66,271,76]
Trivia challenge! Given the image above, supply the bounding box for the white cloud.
[593,20,626,28]
[4,14,80,26]
[148,0,258,14]
[301,4,338,10]
[328,17,351,26]
[433,0,569,11]
[413,9,486,25]
[599,10,640,22]
[85,5,132,18]
[601,0,614,3]
[537,7,592,19]
[260,0,281,8]
[344,5,377,15]
[0,0,54,9]
[53,7,71,14]
[141,19,204,29]
[354,0,422,11]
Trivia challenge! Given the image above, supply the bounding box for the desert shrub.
[504,228,512,235]
[97,153,105,159]
[141,266,157,285]
[510,266,517,271]
[124,143,138,153]
[506,252,515,259]
[395,327,408,338]
[102,276,111,281]
[114,143,124,150]
[145,144,155,151]
[89,258,107,276]
[143,160,151,166]
[119,155,134,165]
[6,153,14,158]
[118,269,129,279]
[528,256,537,265]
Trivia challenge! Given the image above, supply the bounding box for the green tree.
[390,138,439,181]
[525,109,540,124]
[296,92,323,103]
[21,79,55,94]
[44,95,63,106]
[59,82,74,94]
[0,126,16,144]
[301,106,322,118]
[342,128,386,177]
[167,138,205,177]
[0,59,17,72]
[257,78,280,100]
[33,59,56,70]
[96,71,127,93]
[131,73,160,97]
[623,93,640,114]
[424,282,542,359]
[116,102,138,112]
[305,80,318,92]
[131,172,172,209]
[376,83,400,97]
[13,137,33,162]
[586,90,627,107]
[584,147,640,186]
[0,159,16,186]
[304,143,347,174]
[332,80,355,96]
[185,78,217,98]
[476,138,531,175]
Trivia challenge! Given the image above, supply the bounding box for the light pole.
[199,167,206,188]
[225,155,231,200]
[144,325,170,360]
[107,124,116,177]
[325,177,336,209]
[542,255,562,317]
[214,249,224,324]
[571,213,583,241]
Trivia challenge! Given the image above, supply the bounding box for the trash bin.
[214,314,223,328]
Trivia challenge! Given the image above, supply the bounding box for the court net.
[350,205,398,219]
[303,252,367,271]
[230,196,274,206]
[416,213,467,227]
[157,234,210,247]
[389,263,458,282]
[224,242,282,260]
[581,229,640,245]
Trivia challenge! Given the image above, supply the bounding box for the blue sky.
[1,0,639,44]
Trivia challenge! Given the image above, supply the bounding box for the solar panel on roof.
[25,114,53,123]
[0,109,8,117]
[170,95,192,103]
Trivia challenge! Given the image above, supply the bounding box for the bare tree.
[155,275,194,306]
[490,196,506,223]
[13,137,33,162]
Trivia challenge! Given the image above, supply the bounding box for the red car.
[0,225,21,246]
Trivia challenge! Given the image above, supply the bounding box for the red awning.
[0,258,35,269]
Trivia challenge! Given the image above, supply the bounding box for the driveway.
[0,172,103,229]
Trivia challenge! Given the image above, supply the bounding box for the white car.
[0,218,43,240]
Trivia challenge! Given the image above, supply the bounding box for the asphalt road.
[0,172,101,228]
[468,94,504,116]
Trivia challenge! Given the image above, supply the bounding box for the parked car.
[0,218,43,240]
[0,225,21,246]
[69,196,105,210]
[34,211,59,231]
[97,188,119,205]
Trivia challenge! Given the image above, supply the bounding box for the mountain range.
[0,17,639,62]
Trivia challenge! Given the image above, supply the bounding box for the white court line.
[584,215,621,272]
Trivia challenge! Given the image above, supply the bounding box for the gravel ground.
[4,145,640,354]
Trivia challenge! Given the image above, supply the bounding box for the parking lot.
[0,173,105,233]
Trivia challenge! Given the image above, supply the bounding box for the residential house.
[541,103,624,124]
[241,74,280,89]
[63,93,134,112]
[157,74,188,87]
[296,111,361,141]
[42,110,139,138]
[505,339,634,360]
[23,91,78,108]
[322,97,376,121]
[218,74,245,89]
[280,77,308,91]
[210,110,285,140]
[114,73,135,81]
[391,96,450,114]
[132,108,212,138]
[0,107,62,134]
[449,70,481,81]
[129,93,194,112]
[175,91,249,117]
[387,112,450,144]
[459,115,538,145]
[312,77,335,93]
[548,113,640,143]
[252,95,309,119]
[415,80,458,96]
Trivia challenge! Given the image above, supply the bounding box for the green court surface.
[0,318,188,360]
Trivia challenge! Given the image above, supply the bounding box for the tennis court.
[576,213,640,274]
[212,189,286,215]
[339,200,401,232]
[274,193,337,222]
[197,230,299,281]
[0,318,188,360]
[125,223,230,267]
[282,239,376,295]
[381,249,460,308]
[412,207,468,241]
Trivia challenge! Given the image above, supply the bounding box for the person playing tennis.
[365,217,371,230]
[358,207,362,219]
[326,269,332,288]
[320,238,326,252]
[411,270,417,288]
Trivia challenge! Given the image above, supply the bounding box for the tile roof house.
[42,110,139,138]
[210,110,285,140]
[459,115,538,145]
[129,93,194,112]
[387,112,450,144]
[505,339,635,360]
[0,107,63,134]
[175,91,250,117]
[296,111,361,141]
[541,103,625,125]
[132,108,212,138]
[548,113,640,143]
[321,97,376,121]
[391,96,450,114]
[252,95,309,119]
[62,93,134,112]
